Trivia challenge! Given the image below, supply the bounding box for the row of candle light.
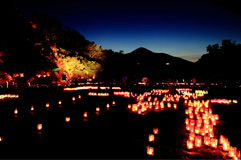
[63,86,121,91]
[113,91,133,98]
[210,98,238,104]
[0,94,19,100]
[88,92,109,96]
[184,99,240,160]
[146,127,159,156]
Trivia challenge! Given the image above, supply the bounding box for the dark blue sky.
[13,0,241,62]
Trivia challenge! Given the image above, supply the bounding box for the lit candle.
[72,97,75,101]
[106,103,110,109]
[0,136,3,142]
[220,135,225,144]
[229,147,237,158]
[83,112,88,118]
[204,136,210,146]
[223,140,230,151]
[112,101,115,106]
[65,117,70,122]
[128,104,131,109]
[31,106,34,111]
[187,140,194,149]
[146,146,154,155]
[195,136,202,147]
[46,103,49,108]
[14,108,18,114]
[195,127,200,134]
[37,124,42,131]
[189,132,195,141]
[153,128,158,134]
[185,118,189,125]
[173,104,177,109]
[148,134,155,142]
[210,138,218,148]
[58,100,62,105]
[96,107,100,112]
[78,94,81,99]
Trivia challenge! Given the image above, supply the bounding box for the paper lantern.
[146,146,154,155]
[96,107,100,112]
[31,106,34,111]
[14,108,18,114]
[148,134,155,142]
[229,147,237,158]
[210,138,218,148]
[37,124,42,131]
[187,140,194,149]
[189,133,195,141]
[46,103,49,107]
[173,104,177,109]
[153,128,158,134]
[195,136,202,147]
[204,136,210,146]
[83,112,88,118]
[65,117,70,122]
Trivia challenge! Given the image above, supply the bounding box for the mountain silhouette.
[103,47,195,81]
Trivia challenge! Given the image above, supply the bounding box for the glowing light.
[14,108,18,114]
[146,146,154,155]
[148,134,155,142]
[46,103,50,108]
[58,100,62,105]
[96,107,100,112]
[65,117,70,122]
[83,112,88,118]
[31,106,34,111]
[153,128,158,134]
[72,97,75,101]
[187,140,194,149]
[37,124,42,131]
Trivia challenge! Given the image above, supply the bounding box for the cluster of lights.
[0,94,19,100]
[146,127,159,156]
[184,99,240,160]
[113,91,131,97]
[64,86,122,91]
[210,99,238,104]
[88,92,109,96]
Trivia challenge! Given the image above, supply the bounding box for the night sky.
[12,0,241,62]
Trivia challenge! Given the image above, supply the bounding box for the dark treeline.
[0,2,241,86]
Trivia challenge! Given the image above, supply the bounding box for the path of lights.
[88,92,109,96]
[63,86,121,91]
[0,94,19,101]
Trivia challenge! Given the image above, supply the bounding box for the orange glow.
[83,112,88,118]
[148,134,155,142]
[14,108,18,114]
[195,127,200,134]
[106,103,110,109]
[37,124,42,131]
[72,97,75,101]
[65,117,70,122]
[210,138,218,148]
[146,146,154,155]
[195,136,202,147]
[185,118,189,125]
[31,106,34,111]
[78,95,81,99]
[187,140,194,149]
[46,103,50,108]
[189,132,195,141]
[229,147,237,158]
[173,103,177,109]
[58,100,62,105]
[223,140,230,151]
[112,101,115,106]
[0,136,2,142]
[204,136,210,146]
[153,128,158,134]
[220,135,225,144]
[128,104,131,109]
[96,107,100,112]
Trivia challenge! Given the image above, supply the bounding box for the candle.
[195,136,202,147]
[83,112,87,118]
[204,136,210,146]
[14,108,18,114]
[0,136,3,142]
[229,147,237,158]
[37,124,42,131]
[46,103,49,107]
[106,103,110,109]
[147,146,154,155]
[128,104,131,109]
[173,104,177,109]
[78,94,81,99]
[31,106,34,111]
[195,127,200,134]
[187,140,194,149]
[210,138,218,148]
[72,97,75,101]
[65,117,70,122]
[112,101,115,106]
[148,134,155,142]
[220,135,225,144]
[223,140,230,151]
[153,128,158,134]
[58,100,62,105]
[96,107,100,112]
[185,118,189,125]
[189,132,195,141]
